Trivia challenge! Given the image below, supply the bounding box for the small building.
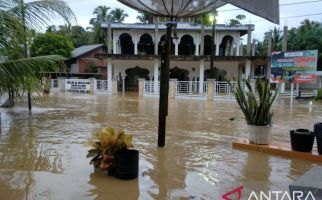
[69,44,107,78]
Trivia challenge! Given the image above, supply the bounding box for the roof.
[71,44,104,58]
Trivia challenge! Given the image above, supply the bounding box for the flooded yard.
[0,92,321,199]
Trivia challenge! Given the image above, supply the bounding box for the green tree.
[136,12,153,24]
[88,6,111,44]
[0,0,74,108]
[227,14,246,26]
[30,33,74,57]
[109,8,128,23]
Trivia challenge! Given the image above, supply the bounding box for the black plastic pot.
[114,149,139,180]
[314,123,322,154]
[290,129,314,152]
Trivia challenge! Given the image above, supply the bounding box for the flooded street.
[0,92,321,200]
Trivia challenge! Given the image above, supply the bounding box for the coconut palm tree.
[136,11,153,24]
[88,5,110,44]
[109,8,128,23]
[0,0,75,108]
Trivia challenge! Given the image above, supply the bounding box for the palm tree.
[271,27,282,51]
[0,0,75,108]
[88,6,110,44]
[109,8,128,23]
[136,11,153,24]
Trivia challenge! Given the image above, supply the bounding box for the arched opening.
[125,66,149,91]
[204,35,212,55]
[158,35,174,55]
[169,66,189,81]
[138,33,154,55]
[219,35,234,56]
[119,33,134,55]
[178,34,195,56]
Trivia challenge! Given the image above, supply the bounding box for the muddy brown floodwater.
[0,92,321,200]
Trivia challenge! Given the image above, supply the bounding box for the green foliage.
[86,127,133,168]
[227,14,246,26]
[46,25,92,47]
[233,78,278,126]
[136,11,153,24]
[30,33,74,57]
[314,88,322,100]
[109,8,128,23]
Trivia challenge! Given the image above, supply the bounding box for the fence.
[176,81,207,95]
[96,80,108,91]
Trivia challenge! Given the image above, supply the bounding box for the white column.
[245,60,251,78]
[235,35,240,56]
[107,58,112,92]
[195,43,200,56]
[291,83,294,104]
[134,40,138,55]
[154,59,159,94]
[247,25,252,56]
[113,37,117,54]
[154,16,159,55]
[215,38,220,56]
[199,59,205,94]
[122,76,125,92]
[296,82,300,95]
[174,41,179,56]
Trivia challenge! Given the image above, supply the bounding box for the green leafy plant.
[86,127,133,170]
[314,88,322,100]
[233,78,278,126]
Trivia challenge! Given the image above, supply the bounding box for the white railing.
[144,81,160,94]
[176,81,207,95]
[213,81,246,97]
[96,80,108,91]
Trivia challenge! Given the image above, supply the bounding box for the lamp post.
[209,13,216,79]
[116,0,280,147]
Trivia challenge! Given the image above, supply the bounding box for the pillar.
[113,37,117,54]
[107,58,112,92]
[280,26,288,93]
[200,24,205,56]
[154,16,159,55]
[207,79,215,101]
[89,78,96,94]
[236,38,240,56]
[247,25,252,56]
[215,38,220,56]
[267,31,272,79]
[122,76,125,93]
[154,59,159,94]
[195,43,200,56]
[199,59,205,94]
[245,60,251,78]
[57,77,65,92]
[134,40,138,55]
[174,41,179,56]
[112,79,117,95]
[169,79,177,99]
[251,39,256,56]
[138,78,145,96]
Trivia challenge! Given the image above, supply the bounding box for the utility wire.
[218,0,322,12]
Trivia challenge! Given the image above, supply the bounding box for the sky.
[55,0,322,41]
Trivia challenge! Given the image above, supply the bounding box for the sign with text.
[65,79,90,93]
[270,50,318,83]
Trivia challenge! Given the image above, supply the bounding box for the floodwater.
[0,92,321,200]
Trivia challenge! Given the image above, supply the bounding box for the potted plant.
[86,127,139,179]
[233,78,278,145]
[290,129,314,152]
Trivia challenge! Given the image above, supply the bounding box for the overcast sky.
[55,0,322,41]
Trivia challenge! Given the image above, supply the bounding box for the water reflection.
[0,93,320,199]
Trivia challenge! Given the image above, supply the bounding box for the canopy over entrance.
[117,0,279,24]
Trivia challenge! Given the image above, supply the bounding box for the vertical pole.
[247,25,252,56]
[158,22,172,147]
[281,26,288,93]
[154,16,159,55]
[210,20,215,78]
[267,31,272,79]
[291,82,294,104]
[199,59,205,93]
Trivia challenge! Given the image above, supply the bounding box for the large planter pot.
[314,123,322,154]
[248,125,272,145]
[114,149,139,180]
[290,129,314,152]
